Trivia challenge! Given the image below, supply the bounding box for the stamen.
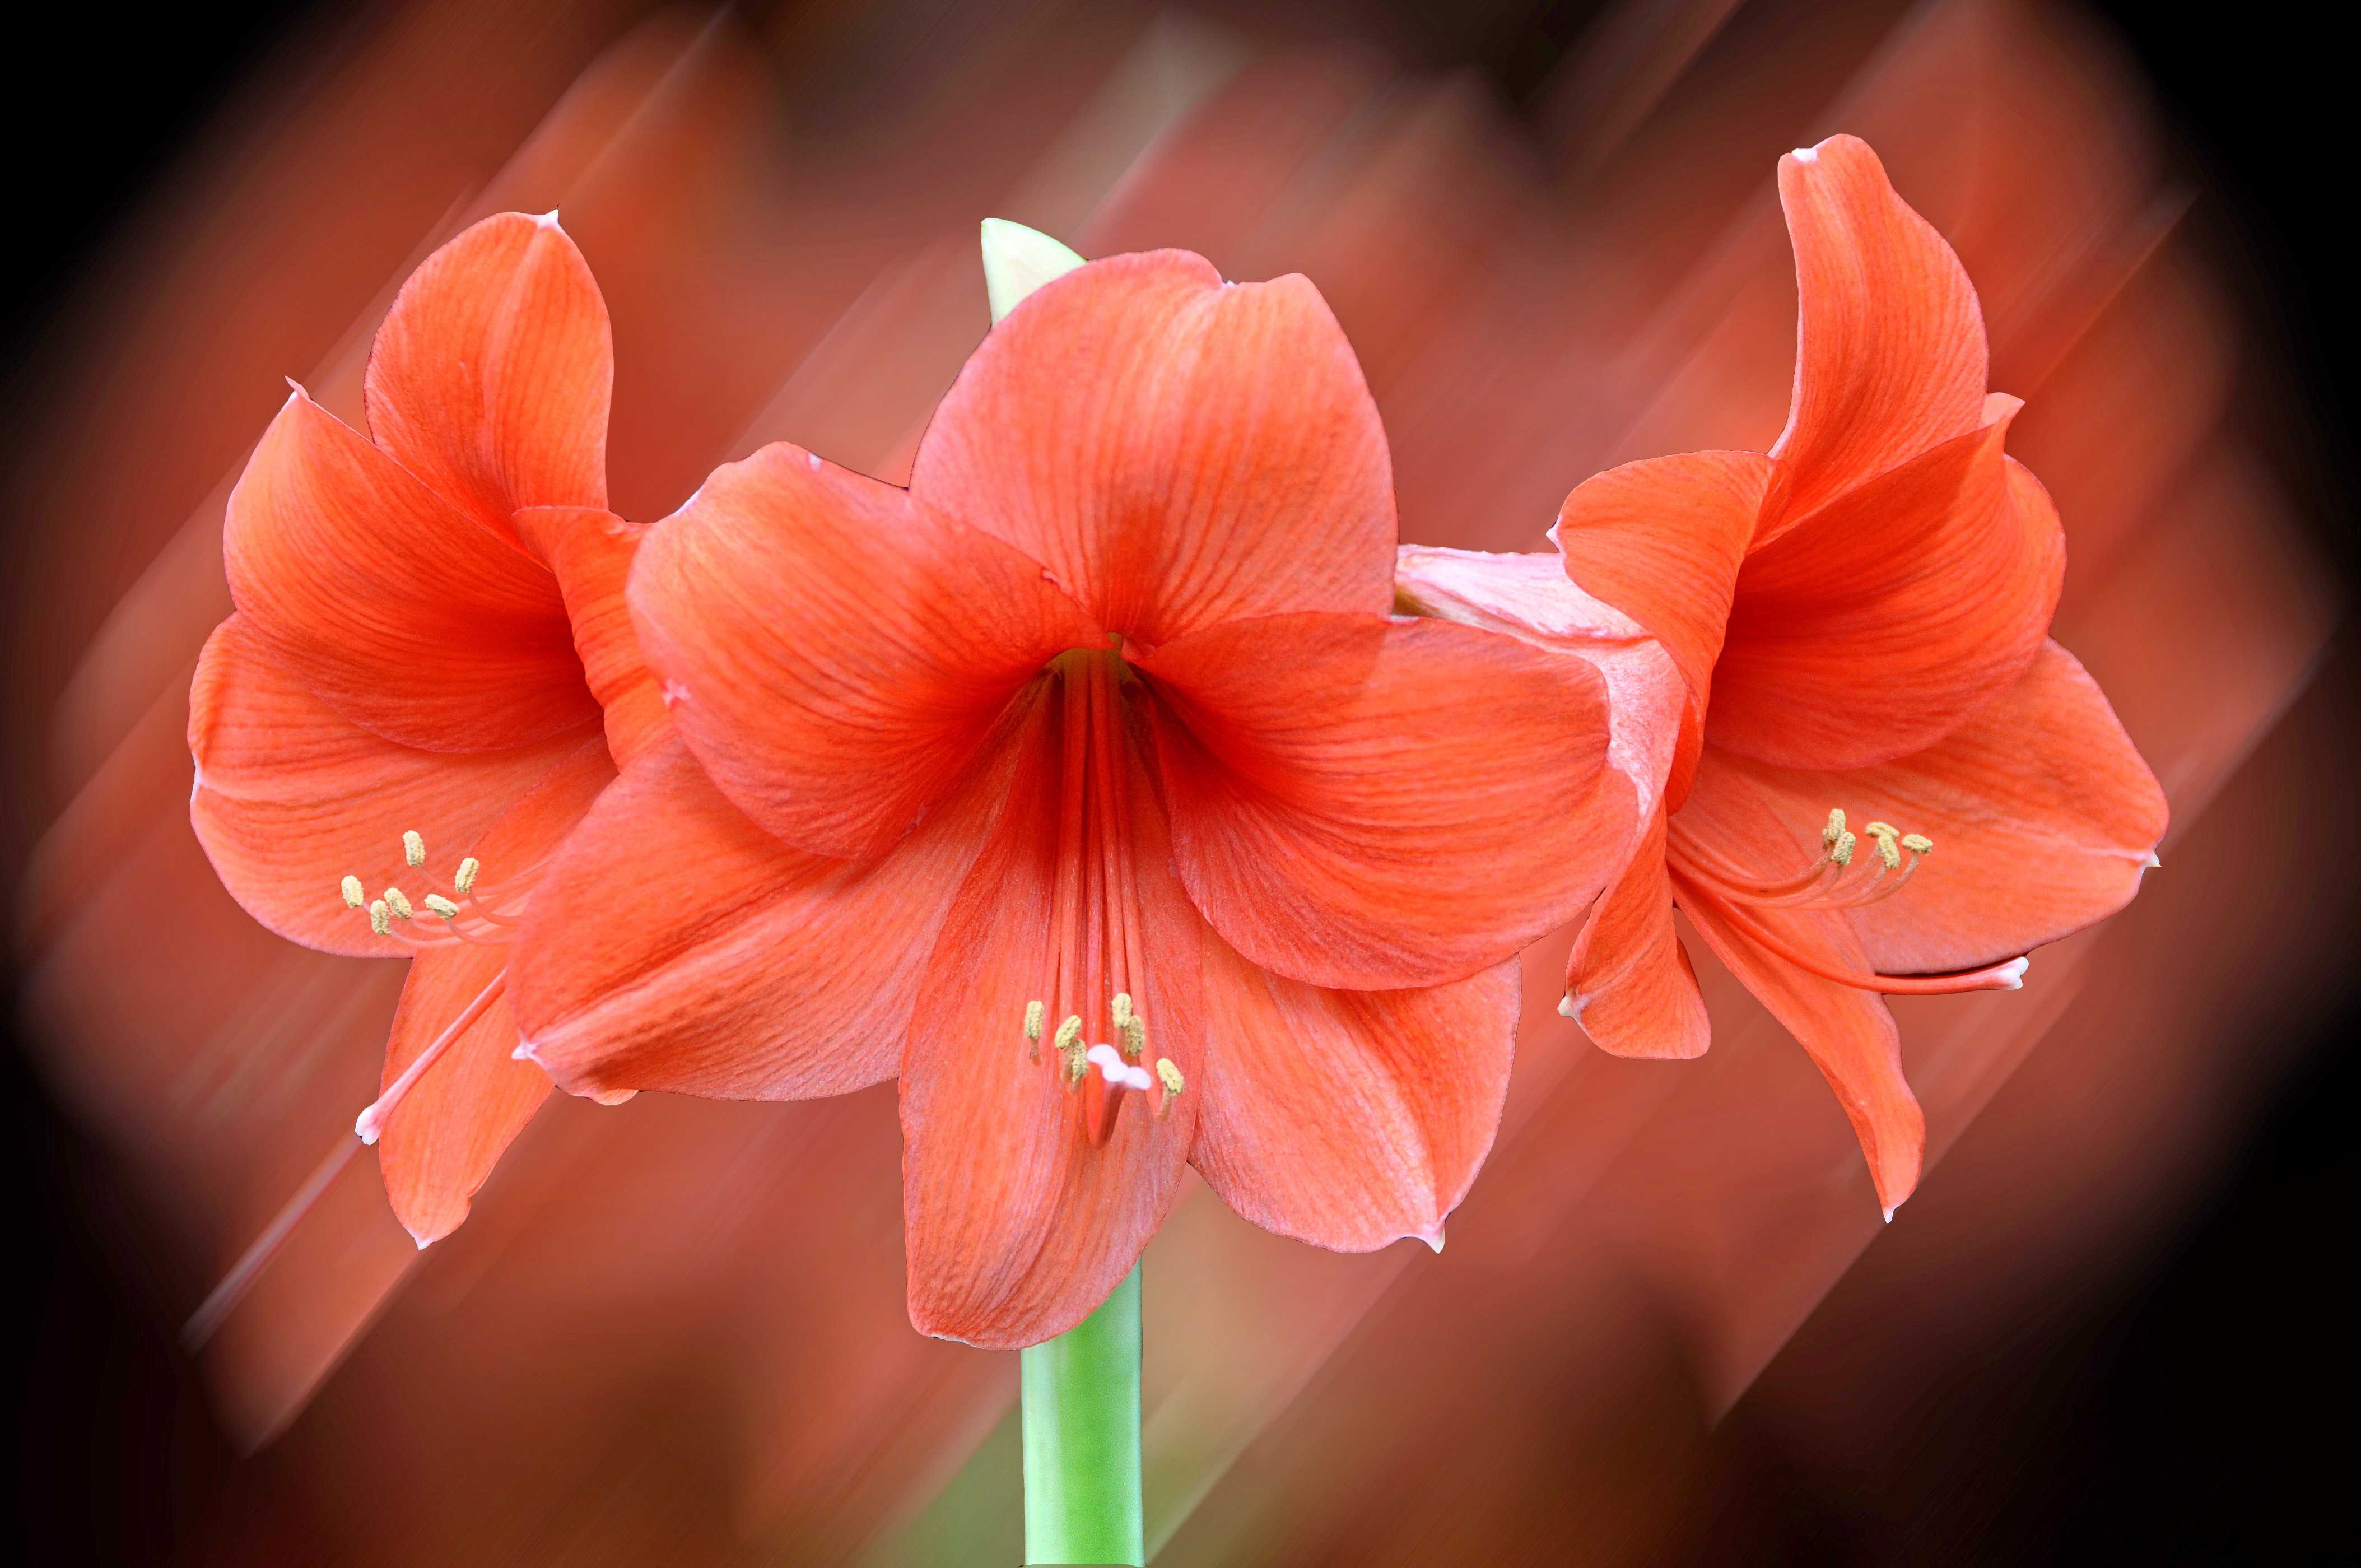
[341,874,365,909]
[403,829,426,867]
[370,899,392,936]
[423,894,461,920]
[1121,1015,1145,1060]
[382,888,414,921]
[1154,1057,1185,1121]
[455,857,481,895]
[1023,999,1046,1062]
[1823,808,1847,847]
[1831,831,1856,866]
[1901,834,1932,855]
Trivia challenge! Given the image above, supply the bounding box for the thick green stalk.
[1021,1265,1144,1566]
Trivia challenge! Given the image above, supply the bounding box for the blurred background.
[4,0,2353,1561]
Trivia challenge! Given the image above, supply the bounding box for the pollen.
[1156,1059,1184,1096]
[455,857,481,895]
[1830,831,1856,867]
[341,874,365,908]
[1024,1000,1046,1040]
[1823,808,1847,847]
[1121,1017,1145,1059]
[383,888,415,920]
[402,830,425,867]
[423,894,460,919]
[1864,822,1902,869]
[1902,833,1933,854]
[1111,993,1134,1030]
[369,899,392,936]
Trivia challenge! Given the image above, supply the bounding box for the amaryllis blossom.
[512,244,1661,1346]
[190,213,664,1245]
[1397,136,2167,1217]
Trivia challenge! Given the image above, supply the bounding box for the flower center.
[1015,649,1183,1146]
[338,831,513,948]
[1669,808,2029,996]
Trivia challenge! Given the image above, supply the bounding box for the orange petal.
[629,443,1101,859]
[1711,411,2064,771]
[1768,134,1989,525]
[190,615,598,958]
[1191,930,1517,1251]
[514,506,669,770]
[376,941,549,1246]
[902,696,1200,1348]
[1671,874,1922,1215]
[362,213,611,543]
[1702,642,2166,976]
[1546,452,1769,805]
[1564,806,1710,1059]
[1139,611,1615,992]
[225,389,596,751]
[1392,545,1686,828]
[911,250,1396,648]
[511,736,1007,1103]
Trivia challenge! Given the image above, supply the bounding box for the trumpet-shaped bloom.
[190,213,665,1244]
[512,246,1660,1346]
[1397,137,2166,1216]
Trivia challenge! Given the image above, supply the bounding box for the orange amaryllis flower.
[190,212,664,1245]
[511,246,1653,1346]
[1397,136,2168,1217]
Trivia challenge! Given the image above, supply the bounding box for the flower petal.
[1672,874,1922,1214]
[1392,545,1685,827]
[629,443,1101,859]
[512,734,1007,1102]
[1190,930,1516,1251]
[1545,453,1768,804]
[911,249,1395,648]
[1139,612,1615,992]
[1768,134,1989,525]
[376,941,549,1246]
[901,697,1200,1348]
[189,615,597,958]
[224,389,595,750]
[1699,642,2166,976]
[362,212,611,542]
[1710,412,2065,771]
[515,506,669,770]
[1564,807,1710,1059]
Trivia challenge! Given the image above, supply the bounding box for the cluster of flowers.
[192,137,2164,1348]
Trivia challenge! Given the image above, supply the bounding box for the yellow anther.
[341,874,365,909]
[1061,1041,1089,1086]
[403,829,426,867]
[369,899,392,936]
[1023,1001,1045,1041]
[1053,1015,1082,1053]
[1873,834,1901,869]
[383,888,415,921]
[1121,1016,1146,1060]
[455,857,480,895]
[1901,833,1933,855]
[1823,808,1847,848]
[423,894,460,920]
[1831,831,1856,867]
[1862,820,1897,840]
[1111,992,1134,1030]
[1156,1058,1185,1096]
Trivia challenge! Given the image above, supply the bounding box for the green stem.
[1021,1264,1143,1566]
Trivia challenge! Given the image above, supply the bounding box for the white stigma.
[1793,145,1820,164]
